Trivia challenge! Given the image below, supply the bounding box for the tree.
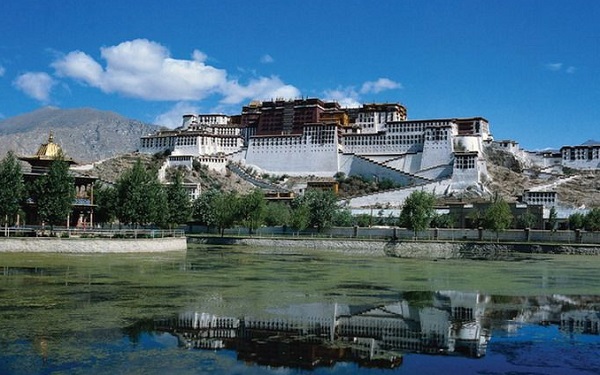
[516,210,537,229]
[93,182,117,226]
[289,201,310,233]
[548,206,558,231]
[0,151,25,233]
[33,157,76,230]
[354,214,372,227]
[483,196,513,241]
[568,212,585,230]
[332,207,353,227]
[192,189,220,230]
[114,159,166,227]
[584,208,600,232]
[430,213,456,228]
[399,190,436,238]
[238,189,265,234]
[467,209,485,229]
[299,189,339,232]
[263,202,291,227]
[165,170,192,228]
[212,191,240,236]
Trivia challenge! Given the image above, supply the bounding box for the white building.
[561,143,600,170]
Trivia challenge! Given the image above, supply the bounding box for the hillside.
[82,152,255,193]
[484,145,600,208]
[0,107,161,163]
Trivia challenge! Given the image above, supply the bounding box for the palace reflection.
[155,291,492,369]
[152,291,600,370]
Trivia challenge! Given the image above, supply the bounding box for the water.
[1,245,599,374]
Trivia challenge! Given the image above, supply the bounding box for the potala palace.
[139,98,600,210]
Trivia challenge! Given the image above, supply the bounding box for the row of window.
[141,137,174,148]
[562,148,600,160]
[344,134,425,146]
[454,157,476,169]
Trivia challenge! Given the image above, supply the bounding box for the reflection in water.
[152,291,600,371]
[155,291,491,369]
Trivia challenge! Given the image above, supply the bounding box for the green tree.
[354,213,372,227]
[568,212,585,230]
[238,189,265,234]
[332,207,353,227]
[0,151,25,233]
[212,191,240,236]
[584,208,600,231]
[289,202,310,233]
[399,190,436,238]
[93,182,117,226]
[33,157,76,230]
[430,213,456,228]
[114,159,166,227]
[165,170,192,228]
[548,206,558,231]
[516,210,537,229]
[263,202,291,227]
[484,197,513,241]
[192,189,219,230]
[301,189,339,232]
[467,209,485,229]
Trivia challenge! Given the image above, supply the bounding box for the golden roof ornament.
[35,131,62,158]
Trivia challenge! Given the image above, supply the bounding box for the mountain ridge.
[0,107,162,163]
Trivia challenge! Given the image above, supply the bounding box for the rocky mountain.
[0,107,162,163]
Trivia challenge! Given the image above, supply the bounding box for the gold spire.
[35,131,62,158]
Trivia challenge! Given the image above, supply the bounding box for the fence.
[187,224,600,245]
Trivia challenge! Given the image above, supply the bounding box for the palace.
[139,98,599,209]
[140,98,494,206]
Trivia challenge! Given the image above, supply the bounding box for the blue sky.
[1,0,598,150]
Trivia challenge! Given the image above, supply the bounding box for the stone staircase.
[227,163,290,193]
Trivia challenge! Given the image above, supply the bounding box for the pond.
[0,245,599,374]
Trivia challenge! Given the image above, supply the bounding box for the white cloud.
[545,62,563,71]
[323,78,403,108]
[323,87,361,108]
[51,39,299,104]
[0,65,5,77]
[13,72,55,102]
[220,76,300,104]
[544,62,577,74]
[260,54,274,64]
[360,78,402,94]
[52,50,104,85]
[153,102,201,129]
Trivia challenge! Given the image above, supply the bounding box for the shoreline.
[188,236,600,259]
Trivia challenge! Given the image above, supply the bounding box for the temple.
[19,133,97,228]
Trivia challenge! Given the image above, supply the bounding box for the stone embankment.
[188,236,600,259]
[0,237,187,253]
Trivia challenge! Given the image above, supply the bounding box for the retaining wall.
[188,236,600,259]
[0,237,187,253]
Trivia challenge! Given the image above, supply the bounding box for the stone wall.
[188,236,600,259]
[0,237,187,253]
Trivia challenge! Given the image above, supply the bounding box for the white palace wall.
[244,126,340,176]
[346,180,452,208]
